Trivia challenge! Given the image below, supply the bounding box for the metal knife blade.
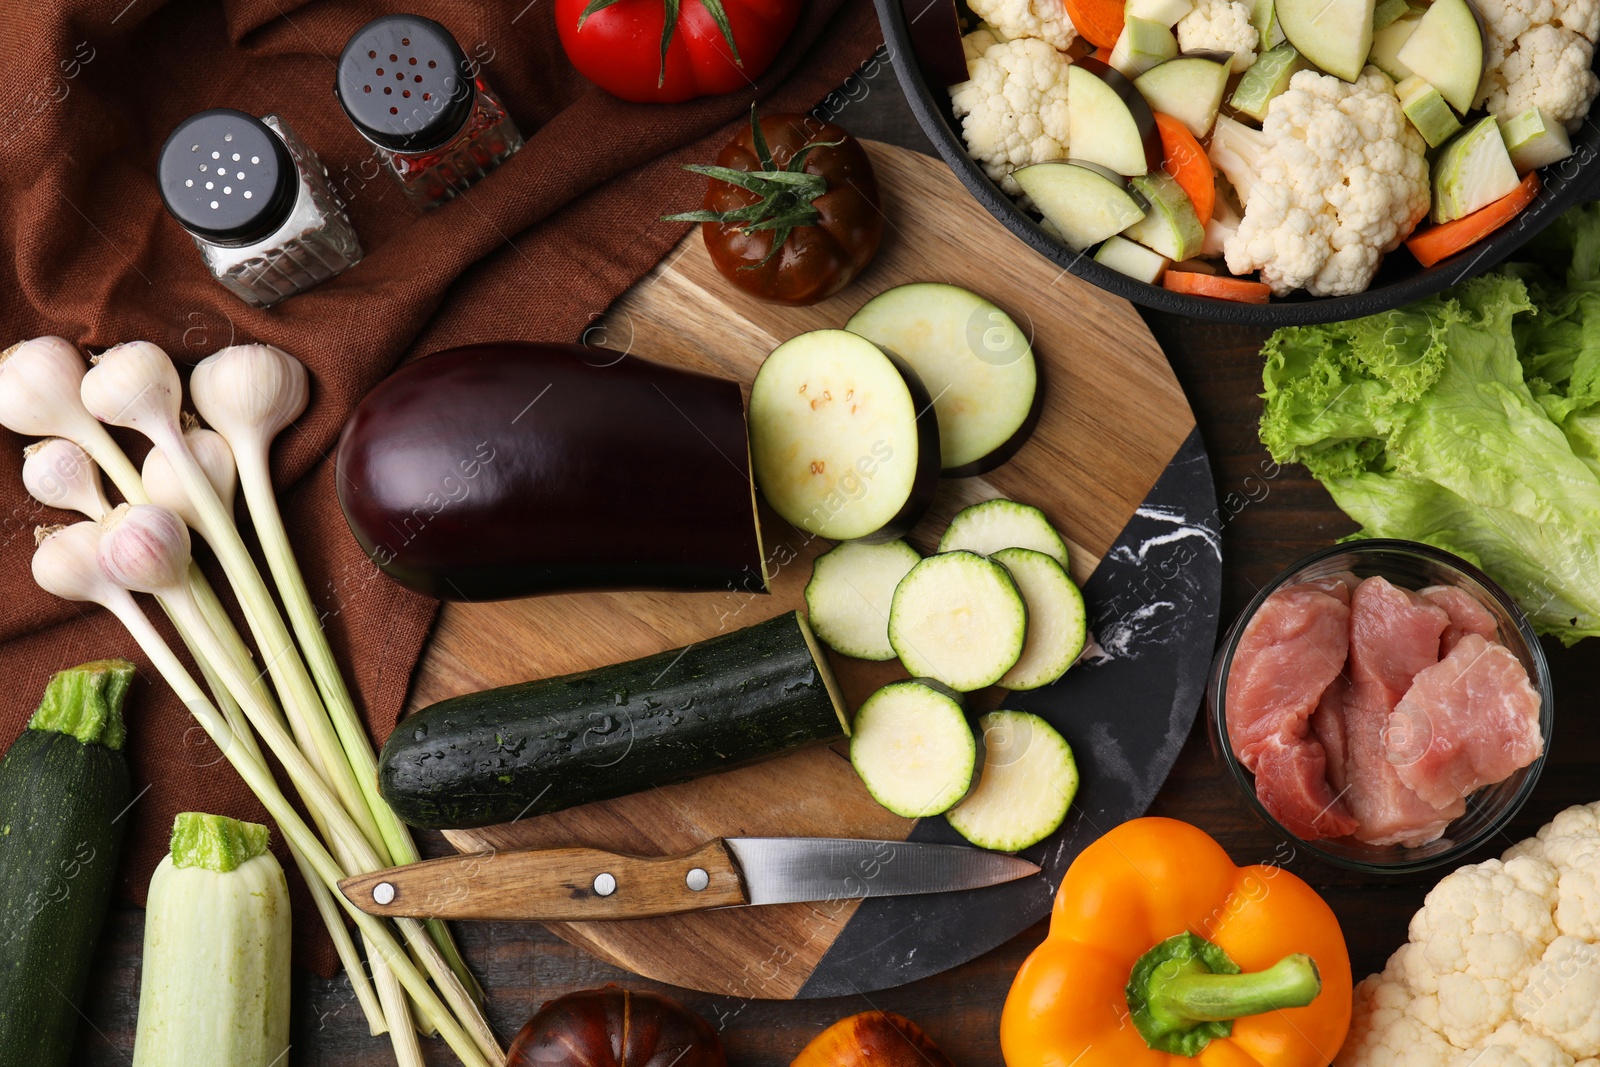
[725,837,1040,906]
[337,837,1040,922]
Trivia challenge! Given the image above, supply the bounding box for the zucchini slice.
[749,329,941,542]
[850,680,978,817]
[946,710,1079,851]
[889,551,1028,692]
[937,498,1070,568]
[991,548,1089,690]
[805,539,922,661]
[378,611,850,829]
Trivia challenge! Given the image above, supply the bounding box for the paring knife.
[338,837,1041,921]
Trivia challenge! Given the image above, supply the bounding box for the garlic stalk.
[81,341,382,849]
[192,343,483,1009]
[19,440,384,1035]
[32,523,493,1067]
[95,504,432,1058]
[1,337,145,502]
[9,362,383,1038]
[22,438,110,518]
[142,420,237,532]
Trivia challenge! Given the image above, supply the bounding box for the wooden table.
[69,61,1600,1067]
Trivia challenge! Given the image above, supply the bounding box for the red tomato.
[555,0,802,104]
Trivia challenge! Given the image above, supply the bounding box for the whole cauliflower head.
[1338,801,1600,1067]
[967,0,1077,51]
[949,28,1071,196]
[1177,0,1260,71]
[1474,0,1599,129]
[1211,68,1429,297]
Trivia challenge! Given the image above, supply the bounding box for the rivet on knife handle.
[337,840,748,921]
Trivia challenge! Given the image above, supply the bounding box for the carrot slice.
[1153,113,1214,228]
[1092,45,1114,62]
[1065,0,1124,49]
[1404,171,1541,268]
[1163,271,1272,303]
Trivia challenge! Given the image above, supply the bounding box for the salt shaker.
[334,14,523,208]
[157,109,362,308]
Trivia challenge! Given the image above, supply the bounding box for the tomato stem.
[663,108,846,269]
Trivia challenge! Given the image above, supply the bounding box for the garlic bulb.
[32,521,126,606]
[0,337,99,440]
[191,344,309,446]
[22,438,111,519]
[80,340,184,443]
[142,427,238,532]
[98,504,192,597]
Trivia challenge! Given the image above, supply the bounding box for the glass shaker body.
[157,109,362,308]
[335,15,523,208]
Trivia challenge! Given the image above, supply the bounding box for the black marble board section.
[799,426,1222,998]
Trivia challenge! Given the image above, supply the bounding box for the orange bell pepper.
[1001,818,1351,1067]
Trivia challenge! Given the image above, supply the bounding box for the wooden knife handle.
[337,840,748,921]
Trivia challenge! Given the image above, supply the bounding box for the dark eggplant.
[337,342,767,601]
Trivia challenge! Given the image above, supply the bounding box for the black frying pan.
[872,0,1600,324]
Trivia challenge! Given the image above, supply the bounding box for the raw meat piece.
[1348,576,1449,693]
[1420,585,1500,653]
[1226,582,1351,767]
[1343,680,1465,846]
[1312,675,1350,795]
[1305,571,1359,602]
[1251,732,1360,839]
[1388,633,1544,809]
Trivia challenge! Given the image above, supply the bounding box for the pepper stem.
[1126,933,1322,1057]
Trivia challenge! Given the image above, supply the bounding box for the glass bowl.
[1207,539,1554,874]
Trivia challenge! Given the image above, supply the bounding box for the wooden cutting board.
[409,141,1220,999]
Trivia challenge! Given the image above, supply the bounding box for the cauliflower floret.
[966,0,1077,51]
[949,29,1071,195]
[1336,969,1460,1067]
[1400,856,1559,1046]
[1209,68,1430,297]
[1474,1022,1579,1067]
[1340,803,1600,1067]
[1517,937,1600,1059]
[1176,0,1259,70]
[1506,800,1600,941]
[1474,0,1600,129]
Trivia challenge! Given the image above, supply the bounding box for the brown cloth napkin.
[0,0,883,974]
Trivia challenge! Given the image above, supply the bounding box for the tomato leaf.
[786,137,845,173]
[744,224,793,270]
[700,0,745,66]
[657,0,682,87]
[749,106,776,171]
[576,0,625,31]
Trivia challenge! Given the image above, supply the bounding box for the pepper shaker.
[157,109,362,308]
[334,14,524,208]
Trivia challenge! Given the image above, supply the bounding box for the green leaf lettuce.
[1260,203,1600,643]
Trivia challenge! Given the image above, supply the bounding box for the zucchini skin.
[0,729,130,1064]
[379,611,845,829]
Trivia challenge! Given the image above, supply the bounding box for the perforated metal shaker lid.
[157,110,297,245]
[334,14,475,153]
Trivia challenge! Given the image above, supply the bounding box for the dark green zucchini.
[380,611,849,829]
[0,660,134,1066]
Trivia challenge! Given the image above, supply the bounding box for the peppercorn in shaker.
[157,109,362,308]
[334,15,523,208]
